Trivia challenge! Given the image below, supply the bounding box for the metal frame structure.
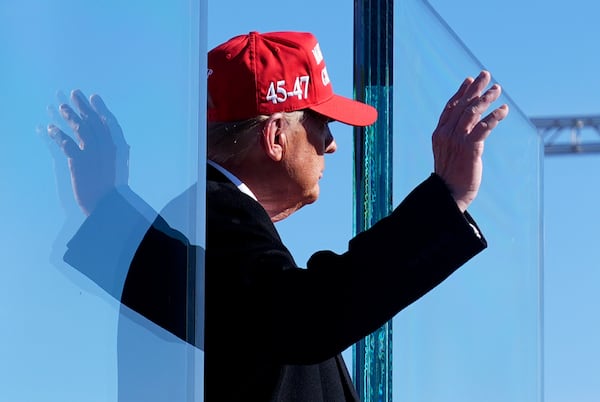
[531,115,600,155]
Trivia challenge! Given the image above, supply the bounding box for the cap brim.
[309,95,378,127]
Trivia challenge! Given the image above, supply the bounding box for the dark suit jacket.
[65,165,486,401]
[203,166,486,401]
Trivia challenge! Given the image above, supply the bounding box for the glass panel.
[0,1,205,400]
[352,1,394,400]
[391,1,542,401]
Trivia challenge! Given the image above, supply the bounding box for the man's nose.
[325,136,337,154]
[324,126,336,154]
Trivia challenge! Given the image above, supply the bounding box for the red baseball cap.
[207,31,378,126]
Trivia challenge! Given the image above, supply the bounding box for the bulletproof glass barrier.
[0,1,206,401]
[390,1,543,401]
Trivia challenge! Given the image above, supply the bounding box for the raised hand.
[433,70,509,212]
[47,90,129,216]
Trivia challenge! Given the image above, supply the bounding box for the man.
[49,31,508,401]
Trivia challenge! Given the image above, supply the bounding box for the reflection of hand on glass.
[43,89,148,318]
[47,89,129,216]
[44,89,198,349]
[37,94,77,217]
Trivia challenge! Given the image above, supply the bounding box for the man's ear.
[260,113,287,162]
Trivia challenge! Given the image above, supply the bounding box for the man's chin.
[305,188,319,205]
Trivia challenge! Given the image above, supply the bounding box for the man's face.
[281,110,337,207]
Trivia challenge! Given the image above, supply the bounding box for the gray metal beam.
[530,115,600,155]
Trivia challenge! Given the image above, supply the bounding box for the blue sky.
[1,0,598,401]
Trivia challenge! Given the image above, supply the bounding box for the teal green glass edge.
[352,0,394,401]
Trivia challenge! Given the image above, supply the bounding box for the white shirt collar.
[207,160,258,201]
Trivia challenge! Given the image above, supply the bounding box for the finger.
[47,104,61,124]
[443,70,492,131]
[56,89,69,106]
[89,93,113,120]
[455,83,503,135]
[71,89,93,119]
[461,70,491,103]
[59,103,82,132]
[48,124,81,158]
[37,124,62,159]
[71,89,105,132]
[90,94,120,130]
[469,104,509,142]
[46,104,70,134]
[59,102,95,147]
[90,94,129,148]
[437,76,474,128]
